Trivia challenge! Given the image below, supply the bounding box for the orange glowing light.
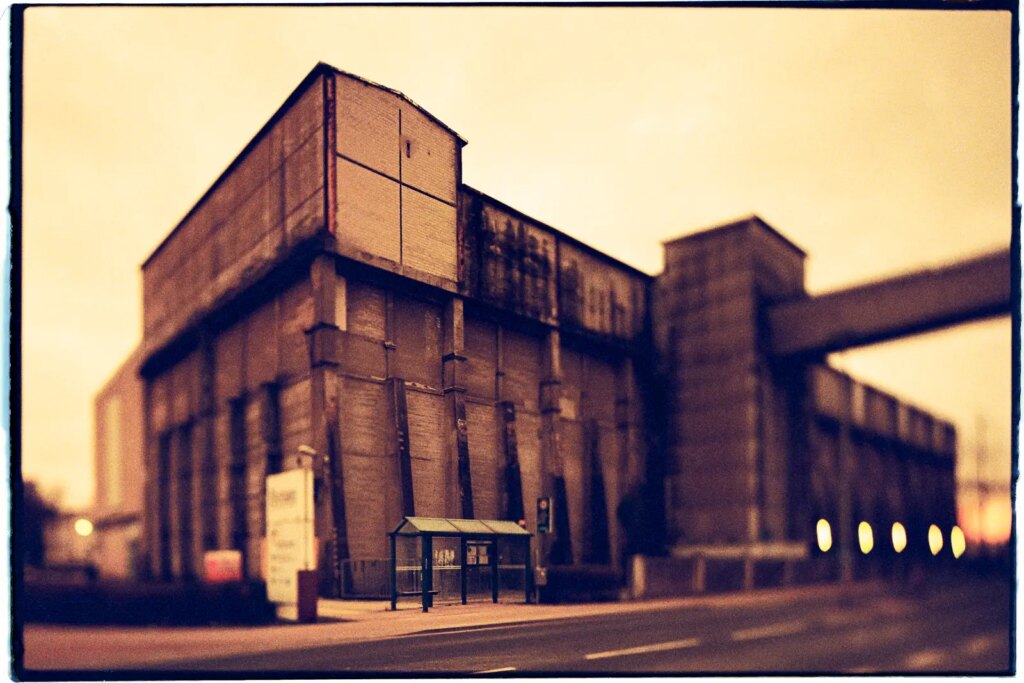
[950,526,966,559]
[928,524,943,556]
[891,522,907,553]
[816,519,832,552]
[858,522,874,554]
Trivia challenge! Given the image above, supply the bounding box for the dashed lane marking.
[904,648,946,669]
[821,612,861,628]
[730,620,807,641]
[585,637,701,660]
[475,666,517,674]
[961,632,1002,657]
[845,665,877,674]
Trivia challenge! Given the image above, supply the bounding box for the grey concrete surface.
[21,575,1011,675]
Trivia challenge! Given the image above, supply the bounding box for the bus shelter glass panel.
[393,534,422,605]
[390,517,532,612]
[431,535,463,605]
[464,539,494,602]
[497,536,529,601]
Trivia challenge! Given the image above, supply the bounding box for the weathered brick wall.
[143,276,314,581]
[334,72,459,285]
[329,273,644,583]
[460,188,649,343]
[140,65,654,585]
[656,221,771,544]
[143,74,326,351]
[809,365,957,554]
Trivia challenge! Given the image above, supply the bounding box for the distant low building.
[91,345,145,578]
[42,512,92,567]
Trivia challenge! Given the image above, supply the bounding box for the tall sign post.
[266,467,317,621]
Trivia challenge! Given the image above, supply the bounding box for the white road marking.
[822,612,860,628]
[845,665,877,674]
[731,620,807,641]
[904,648,945,669]
[475,666,516,674]
[585,637,701,660]
[961,632,1002,656]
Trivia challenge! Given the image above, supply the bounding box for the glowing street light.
[816,519,832,552]
[891,522,907,553]
[928,524,944,556]
[858,521,874,554]
[74,518,94,537]
[950,525,966,559]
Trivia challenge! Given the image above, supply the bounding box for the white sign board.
[265,468,315,604]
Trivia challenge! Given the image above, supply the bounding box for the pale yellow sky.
[20,8,1012,523]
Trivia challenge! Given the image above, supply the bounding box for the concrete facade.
[129,64,958,595]
[91,346,145,578]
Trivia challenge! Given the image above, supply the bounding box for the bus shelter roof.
[390,516,531,537]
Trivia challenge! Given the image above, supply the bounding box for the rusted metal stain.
[472,204,555,321]
[583,420,611,565]
[500,401,525,524]
[454,398,474,519]
[387,377,416,517]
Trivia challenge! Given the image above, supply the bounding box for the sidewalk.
[22,581,886,671]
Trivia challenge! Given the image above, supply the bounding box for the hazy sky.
[20,7,1012,539]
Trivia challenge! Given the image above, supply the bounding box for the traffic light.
[537,496,552,533]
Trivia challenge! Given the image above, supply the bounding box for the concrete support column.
[539,330,572,565]
[307,253,346,596]
[442,298,473,519]
[142,381,159,580]
[655,218,806,550]
[693,555,707,593]
[190,415,210,575]
[491,327,525,524]
[194,333,217,570]
[836,372,854,583]
[614,357,645,570]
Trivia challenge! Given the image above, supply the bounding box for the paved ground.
[20,576,1012,676]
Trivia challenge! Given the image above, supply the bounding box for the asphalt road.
[153,576,1011,675]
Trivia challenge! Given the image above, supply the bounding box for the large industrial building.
[100,63,965,597]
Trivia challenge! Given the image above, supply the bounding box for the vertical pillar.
[175,424,195,580]
[442,298,473,518]
[693,555,707,593]
[584,419,610,565]
[227,397,249,572]
[539,330,572,565]
[460,537,468,604]
[260,382,283,476]
[490,537,499,603]
[307,253,346,596]
[616,358,644,498]
[387,377,415,517]
[495,327,526,525]
[501,402,525,524]
[196,333,218,565]
[743,557,755,590]
[390,534,398,611]
[837,373,854,583]
[142,380,158,579]
[422,535,433,613]
[655,218,806,549]
[785,362,817,542]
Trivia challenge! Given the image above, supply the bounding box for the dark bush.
[538,564,623,603]
[21,579,275,626]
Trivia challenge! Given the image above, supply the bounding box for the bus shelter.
[389,517,533,612]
